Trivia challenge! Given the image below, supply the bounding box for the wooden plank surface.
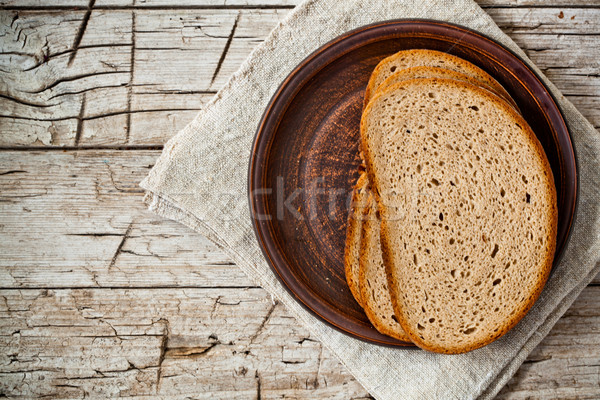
[0,286,598,398]
[0,1,599,398]
[2,6,599,147]
[0,288,368,399]
[0,150,253,289]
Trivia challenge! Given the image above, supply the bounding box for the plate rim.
[247,19,578,346]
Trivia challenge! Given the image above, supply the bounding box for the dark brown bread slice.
[363,49,517,110]
[343,172,369,307]
[361,78,557,354]
[359,194,412,342]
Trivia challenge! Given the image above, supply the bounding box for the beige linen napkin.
[140,0,600,398]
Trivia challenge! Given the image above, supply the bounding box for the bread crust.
[376,66,518,113]
[363,49,518,111]
[358,194,412,343]
[343,172,369,307]
[360,77,557,354]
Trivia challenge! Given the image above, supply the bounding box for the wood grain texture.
[0,150,252,289]
[1,6,599,147]
[0,288,368,398]
[0,9,287,146]
[0,1,599,398]
[0,286,598,398]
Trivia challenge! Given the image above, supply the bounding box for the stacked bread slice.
[344,49,557,354]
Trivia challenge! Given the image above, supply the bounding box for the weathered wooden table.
[0,1,598,398]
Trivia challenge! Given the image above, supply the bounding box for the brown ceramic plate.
[248,20,577,346]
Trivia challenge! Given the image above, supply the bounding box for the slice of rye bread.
[359,194,412,342]
[376,66,518,113]
[355,67,517,340]
[343,171,370,307]
[363,49,517,110]
[361,78,557,354]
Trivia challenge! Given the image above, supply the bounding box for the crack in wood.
[120,248,163,259]
[210,12,240,87]
[296,337,318,345]
[210,295,222,318]
[68,0,96,67]
[10,12,18,28]
[165,342,221,358]
[108,222,133,270]
[2,367,54,375]
[217,299,242,305]
[205,260,237,266]
[59,374,114,381]
[43,334,160,339]
[65,232,124,237]
[23,43,132,73]
[187,24,258,40]
[255,370,262,400]
[0,50,35,57]
[16,25,28,50]
[119,249,144,256]
[249,300,278,344]
[2,107,199,123]
[100,60,120,70]
[98,318,123,340]
[22,71,130,95]
[195,25,232,39]
[74,92,86,146]
[104,162,144,193]
[140,89,217,95]
[52,384,81,389]
[156,318,170,393]
[0,145,163,152]
[0,170,27,176]
[0,190,48,203]
[523,355,553,364]
[0,93,59,108]
[126,11,136,144]
[48,83,129,100]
